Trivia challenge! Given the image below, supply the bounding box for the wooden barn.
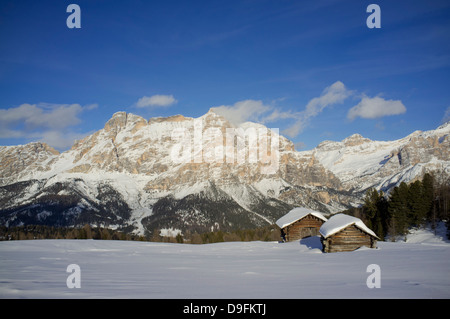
[276,207,328,242]
[319,214,379,253]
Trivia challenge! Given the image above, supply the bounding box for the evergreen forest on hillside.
[344,173,450,241]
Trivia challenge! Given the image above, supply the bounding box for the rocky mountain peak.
[104,111,128,131]
[104,112,148,133]
[342,133,371,147]
[199,108,233,129]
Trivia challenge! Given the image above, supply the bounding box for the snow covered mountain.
[311,121,450,192]
[1,110,449,236]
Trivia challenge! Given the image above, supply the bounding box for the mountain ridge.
[1,111,449,236]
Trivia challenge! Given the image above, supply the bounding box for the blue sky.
[1,0,449,150]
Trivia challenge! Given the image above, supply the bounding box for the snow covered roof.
[276,207,328,229]
[319,214,379,239]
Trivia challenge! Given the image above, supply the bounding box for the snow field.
[1,234,449,299]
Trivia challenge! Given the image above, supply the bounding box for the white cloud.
[282,81,352,137]
[261,108,298,123]
[136,94,177,108]
[0,103,97,150]
[35,130,91,150]
[347,95,406,120]
[211,81,352,139]
[443,106,450,123]
[207,82,407,140]
[304,81,352,117]
[294,141,307,150]
[211,99,272,125]
[0,103,85,130]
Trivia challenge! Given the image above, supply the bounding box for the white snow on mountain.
[0,111,449,234]
[310,121,450,192]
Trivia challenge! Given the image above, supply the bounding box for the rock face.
[0,110,449,236]
[0,142,59,186]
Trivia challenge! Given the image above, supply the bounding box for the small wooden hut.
[319,214,379,253]
[276,207,328,242]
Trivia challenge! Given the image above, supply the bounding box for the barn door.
[301,227,319,238]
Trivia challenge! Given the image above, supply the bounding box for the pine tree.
[150,229,162,242]
[363,188,379,229]
[82,224,93,239]
[407,180,425,226]
[101,228,111,240]
[190,232,203,244]
[422,173,435,224]
[362,188,389,239]
[176,233,184,243]
[388,182,409,238]
[376,193,389,239]
[78,227,87,239]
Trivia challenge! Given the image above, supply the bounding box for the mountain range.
[1,110,449,236]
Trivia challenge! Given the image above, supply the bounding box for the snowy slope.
[0,238,449,299]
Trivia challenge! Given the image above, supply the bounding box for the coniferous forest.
[0,222,280,244]
[344,173,450,241]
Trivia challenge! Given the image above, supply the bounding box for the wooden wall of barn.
[321,224,377,253]
[283,215,325,241]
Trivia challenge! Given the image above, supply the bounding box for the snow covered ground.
[1,228,449,299]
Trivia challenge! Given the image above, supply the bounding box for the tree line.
[181,225,280,244]
[344,173,450,241]
[0,224,147,241]
[141,224,280,244]
[0,223,281,244]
